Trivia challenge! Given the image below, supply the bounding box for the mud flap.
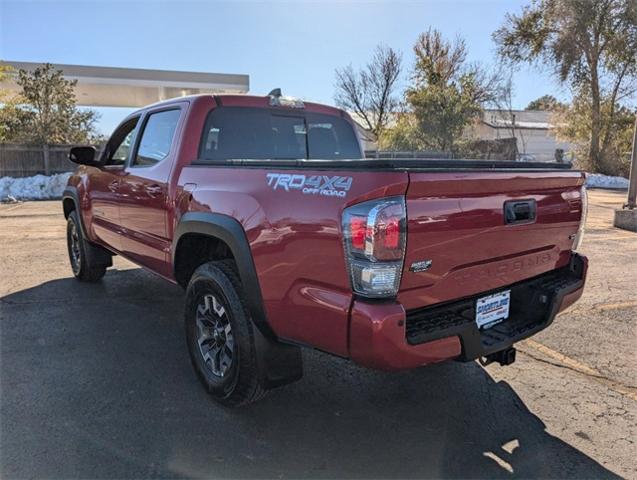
[84,240,113,268]
[253,326,303,389]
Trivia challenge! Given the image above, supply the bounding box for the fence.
[365,150,569,163]
[2,144,568,178]
[0,144,94,178]
[364,150,453,159]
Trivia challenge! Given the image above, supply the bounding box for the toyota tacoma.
[63,91,588,406]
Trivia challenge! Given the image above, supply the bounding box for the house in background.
[354,108,574,162]
[473,109,574,162]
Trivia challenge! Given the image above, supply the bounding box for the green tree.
[0,63,23,142]
[0,63,13,102]
[554,92,635,176]
[525,94,566,111]
[382,29,497,152]
[495,0,637,171]
[0,63,100,144]
[377,113,422,150]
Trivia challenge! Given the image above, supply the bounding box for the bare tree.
[467,63,505,106]
[491,74,527,154]
[334,45,402,138]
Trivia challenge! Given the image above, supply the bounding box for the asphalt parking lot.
[0,189,635,479]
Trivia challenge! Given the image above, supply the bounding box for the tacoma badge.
[410,259,433,273]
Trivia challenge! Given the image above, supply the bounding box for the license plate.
[476,290,511,329]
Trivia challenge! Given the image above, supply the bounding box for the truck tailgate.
[399,171,585,311]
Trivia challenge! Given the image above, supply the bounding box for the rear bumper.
[349,253,587,371]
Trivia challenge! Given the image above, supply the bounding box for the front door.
[117,107,182,276]
[87,117,140,251]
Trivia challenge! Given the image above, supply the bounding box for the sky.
[1,0,568,135]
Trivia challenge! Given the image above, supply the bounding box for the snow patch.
[0,171,631,201]
[585,173,629,190]
[0,173,73,201]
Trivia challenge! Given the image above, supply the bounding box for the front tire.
[66,211,107,282]
[185,261,266,407]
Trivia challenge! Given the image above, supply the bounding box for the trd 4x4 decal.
[266,173,353,198]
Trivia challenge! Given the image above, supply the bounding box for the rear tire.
[66,211,107,282]
[185,260,266,407]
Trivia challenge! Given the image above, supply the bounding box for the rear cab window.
[199,107,361,161]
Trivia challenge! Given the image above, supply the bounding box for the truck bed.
[179,160,584,358]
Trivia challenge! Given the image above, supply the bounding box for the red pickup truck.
[63,92,588,406]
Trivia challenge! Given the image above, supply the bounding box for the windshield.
[199,107,362,161]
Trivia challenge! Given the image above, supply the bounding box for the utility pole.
[614,114,637,231]
[625,114,637,210]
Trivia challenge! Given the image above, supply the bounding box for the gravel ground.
[0,190,635,479]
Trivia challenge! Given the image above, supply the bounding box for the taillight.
[342,197,406,298]
[572,185,588,251]
[349,216,367,251]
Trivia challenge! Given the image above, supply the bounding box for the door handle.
[144,184,163,197]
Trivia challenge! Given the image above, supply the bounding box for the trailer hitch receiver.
[480,347,516,367]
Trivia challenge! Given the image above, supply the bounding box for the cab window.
[133,109,181,167]
[199,107,362,161]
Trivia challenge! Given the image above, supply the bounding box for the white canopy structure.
[0,61,249,107]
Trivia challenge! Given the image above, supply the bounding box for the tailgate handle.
[504,200,536,224]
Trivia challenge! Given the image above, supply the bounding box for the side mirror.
[69,146,100,166]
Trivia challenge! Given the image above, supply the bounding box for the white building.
[472,109,574,162]
[0,61,249,108]
[354,109,574,161]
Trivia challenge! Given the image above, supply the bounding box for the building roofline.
[0,60,249,107]
[1,60,249,88]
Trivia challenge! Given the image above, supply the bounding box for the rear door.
[117,106,182,276]
[398,170,585,311]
